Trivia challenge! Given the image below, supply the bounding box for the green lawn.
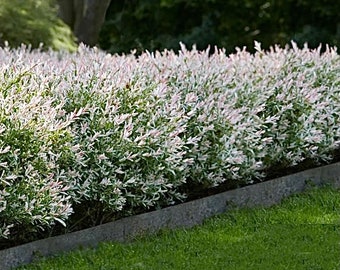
[19,186,340,270]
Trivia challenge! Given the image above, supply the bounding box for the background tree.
[57,0,111,46]
[0,0,76,51]
[1,0,339,53]
[99,0,340,54]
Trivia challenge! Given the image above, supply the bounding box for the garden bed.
[1,161,340,270]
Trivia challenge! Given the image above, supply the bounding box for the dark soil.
[183,148,340,201]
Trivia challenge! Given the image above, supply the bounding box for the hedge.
[0,42,339,245]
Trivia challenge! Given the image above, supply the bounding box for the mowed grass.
[19,186,340,270]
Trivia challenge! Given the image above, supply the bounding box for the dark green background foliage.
[0,0,339,55]
[100,0,340,54]
[0,0,76,51]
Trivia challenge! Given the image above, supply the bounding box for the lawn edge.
[2,162,340,270]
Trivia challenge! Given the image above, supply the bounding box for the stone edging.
[1,162,340,270]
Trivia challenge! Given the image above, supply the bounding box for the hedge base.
[1,162,340,270]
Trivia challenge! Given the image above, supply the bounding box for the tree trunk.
[57,0,111,46]
[57,0,75,29]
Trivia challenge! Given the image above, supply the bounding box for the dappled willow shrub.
[0,42,339,242]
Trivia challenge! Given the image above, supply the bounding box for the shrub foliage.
[0,42,340,244]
